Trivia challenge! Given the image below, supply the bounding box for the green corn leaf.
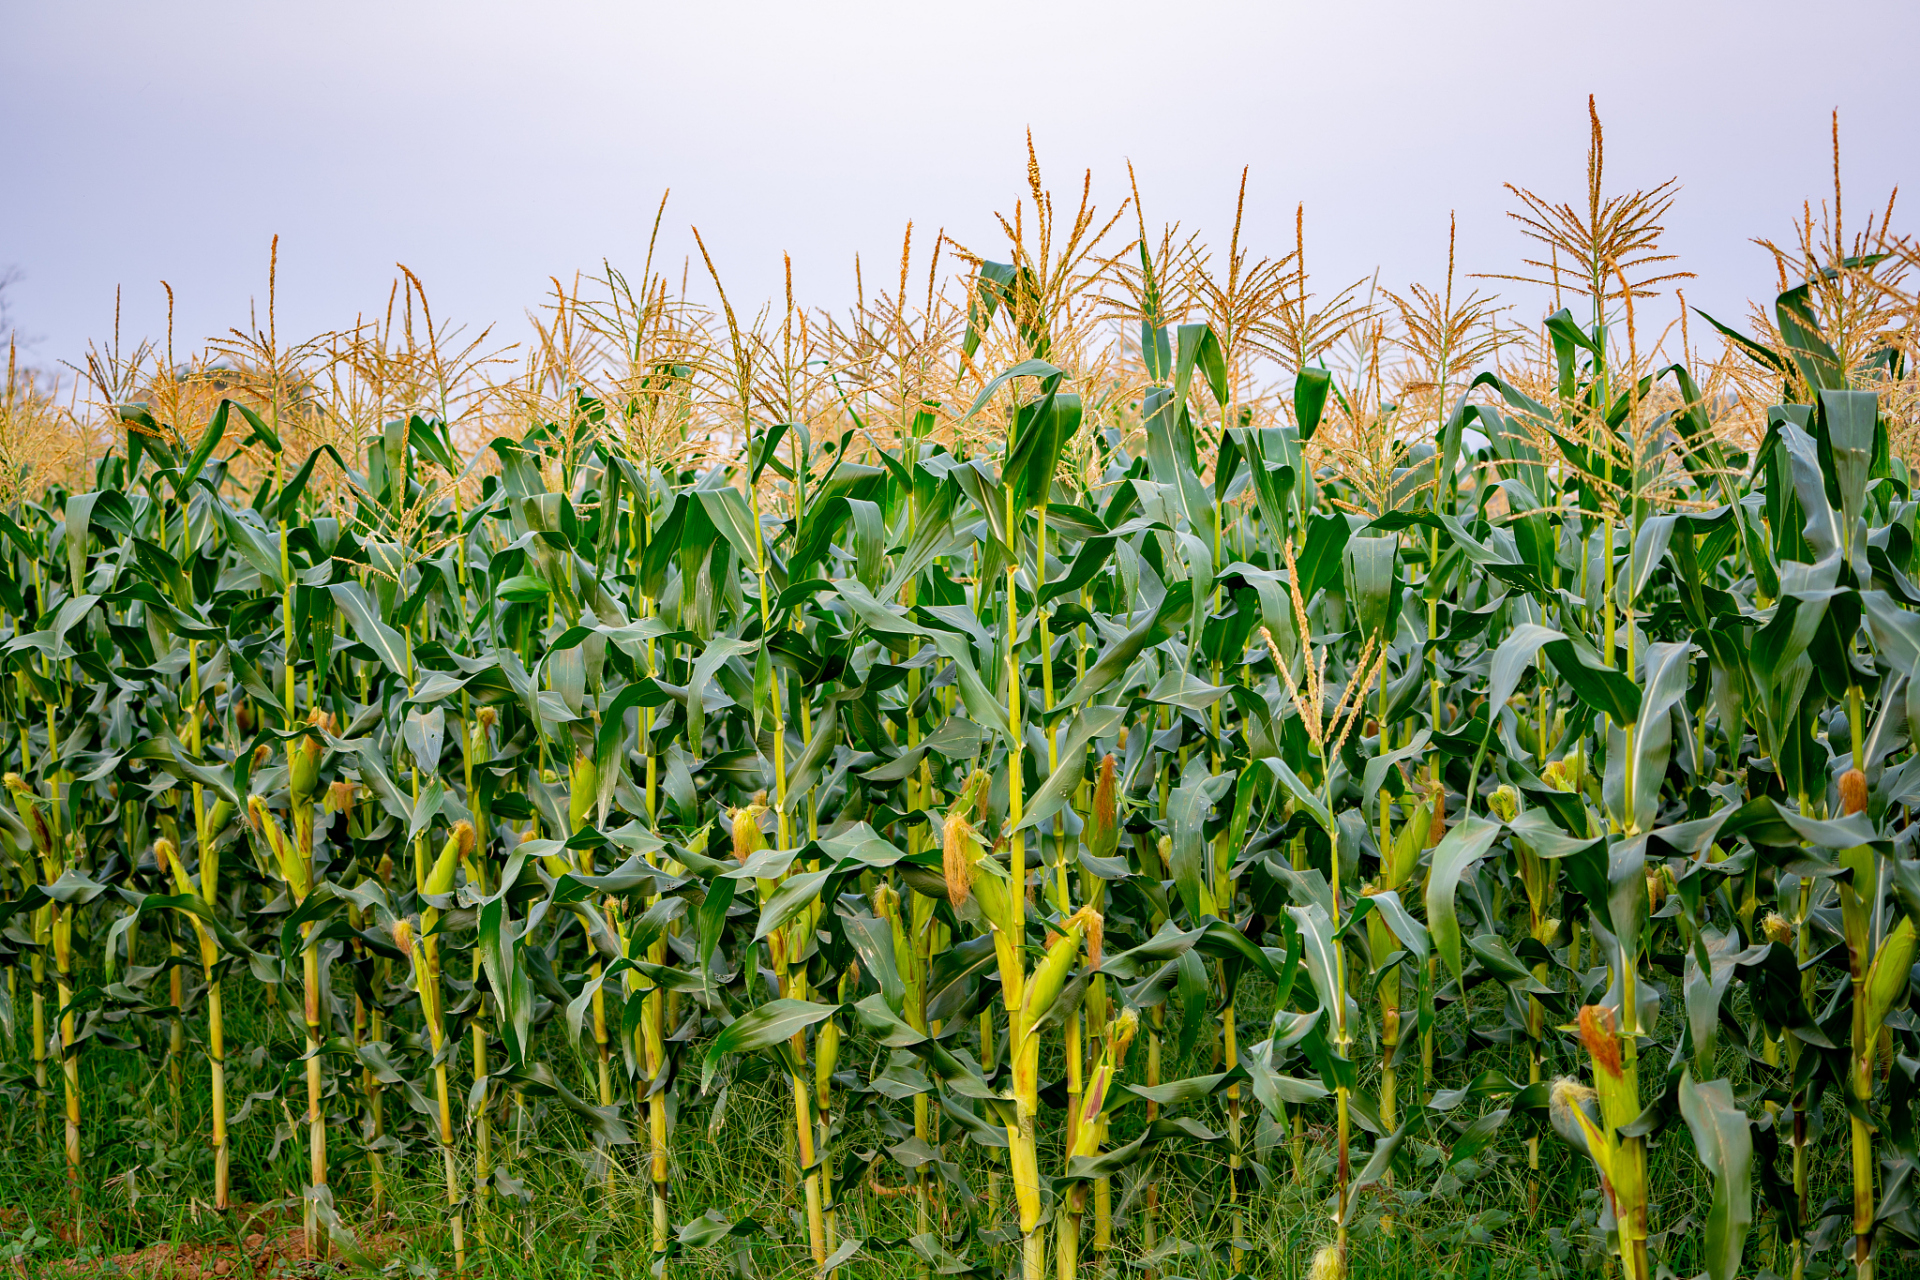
[702,998,841,1092]
[328,580,408,678]
[1342,534,1397,641]
[1060,580,1194,706]
[1015,704,1126,833]
[1172,323,1227,413]
[1425,815,1504,988]
[752,869,831,942]
[1294,367,1332,442]
[1541,631,1641,726]
[1678,1071,1755,1280]
[1064,1116,1221,1182]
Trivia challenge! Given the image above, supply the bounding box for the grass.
[0,965,1898,1279]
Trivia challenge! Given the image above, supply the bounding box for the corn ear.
[569,748,599,832]
[425,821,476,897]
[1867,915,1917,1028]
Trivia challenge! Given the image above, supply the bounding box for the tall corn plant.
[7,143,1920,1280]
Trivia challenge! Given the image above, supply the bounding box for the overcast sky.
[5,0,1918,379]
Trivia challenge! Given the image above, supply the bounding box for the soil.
[2,1208,403,1279]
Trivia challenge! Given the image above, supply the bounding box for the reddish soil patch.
[10,1223,403,1278]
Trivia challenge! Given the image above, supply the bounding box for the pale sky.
[5,0,1918,379]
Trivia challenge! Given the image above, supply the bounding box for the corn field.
[7,118,1920,1280]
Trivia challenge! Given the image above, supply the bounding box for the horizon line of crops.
[6,111,1920,1280]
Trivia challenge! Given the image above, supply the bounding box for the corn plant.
[4,125,1920,1280]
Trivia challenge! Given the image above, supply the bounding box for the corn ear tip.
[1111,1006,1141,1055]
[731,803,766,861]
[942,815,974,908]
[1645,863,1670,911]
[1427,783,1448,845]
[1073,904,1104,969]
[1577,1004,1622,1079]
[1550,1075,1596,1109]
[1840,767,1869,816]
